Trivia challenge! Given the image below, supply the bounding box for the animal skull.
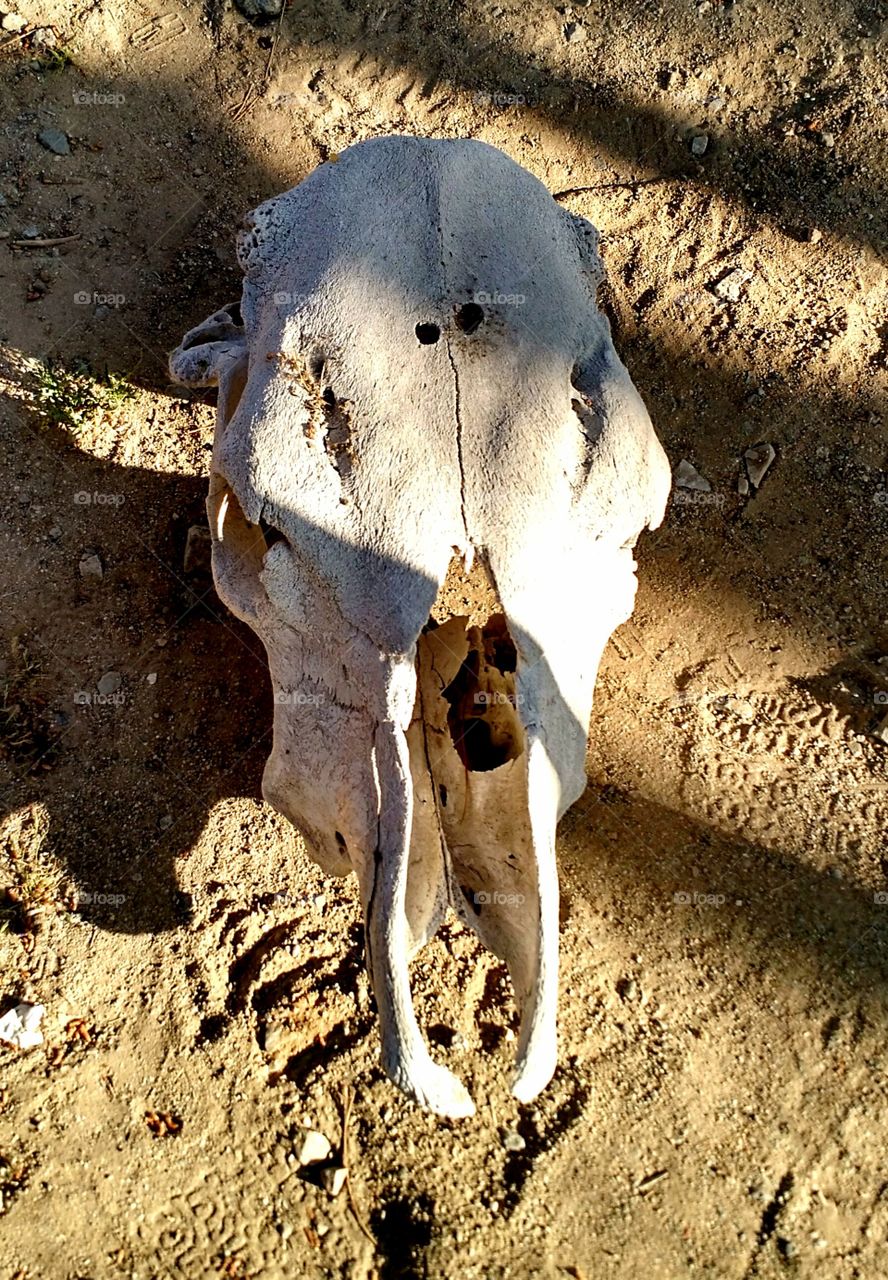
[170,136,670,1118]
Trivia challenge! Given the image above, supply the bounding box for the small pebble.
[690,133,709,157]
[674,459,711,492]
[20,224,41,240]
[711,268,751,303]
[564,21,587,41]
[234,0,283,17]
[37,127,70,156]
[97,671,122,696]
[78,552,103,579]
[743,442,776,488]
[1,12,26,31]
[293,1128,332,1166]
[502,1130,526,1152]
[321,1165,348,1197]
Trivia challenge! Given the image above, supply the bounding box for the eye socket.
[258,515,287,550]
[455,302,483,334]
[415,322,441,344]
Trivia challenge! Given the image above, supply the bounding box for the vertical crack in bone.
[444,339,470,546]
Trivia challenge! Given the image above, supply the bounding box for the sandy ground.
[1,0,887,1276]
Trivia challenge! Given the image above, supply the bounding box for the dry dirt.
[1,0,887,1277]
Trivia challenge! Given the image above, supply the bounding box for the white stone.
[293,1128,332,1166]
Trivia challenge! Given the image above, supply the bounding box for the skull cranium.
[170,135,670,1118]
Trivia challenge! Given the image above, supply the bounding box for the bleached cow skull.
[170,136,670,1118]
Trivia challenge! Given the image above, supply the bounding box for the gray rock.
[674,459,711,492]
[97,671,122,696]
[502,1129,526,1152]
[78,552,103,579]
[37,127,70,157]
[690,133,709,157]
[234,0,283,18]
[20,224,41,240]
[743,442,776,489]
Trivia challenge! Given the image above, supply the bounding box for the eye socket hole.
[258,515,287,549]
[415,322,440,344]
[455,302,483,334]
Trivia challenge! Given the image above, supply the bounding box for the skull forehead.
[237,136,599,357]
[220,138,625,654]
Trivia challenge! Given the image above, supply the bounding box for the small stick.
[637,1168,669,1193]
[10,234,80,248]
[230,1,285,122]
[339,1083,375,1246]
[0,28,31,51]
[553,176,670,201]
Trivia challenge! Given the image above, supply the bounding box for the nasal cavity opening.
[415,322,441,345]
[455,302,483,334]
[441,614,524,772]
